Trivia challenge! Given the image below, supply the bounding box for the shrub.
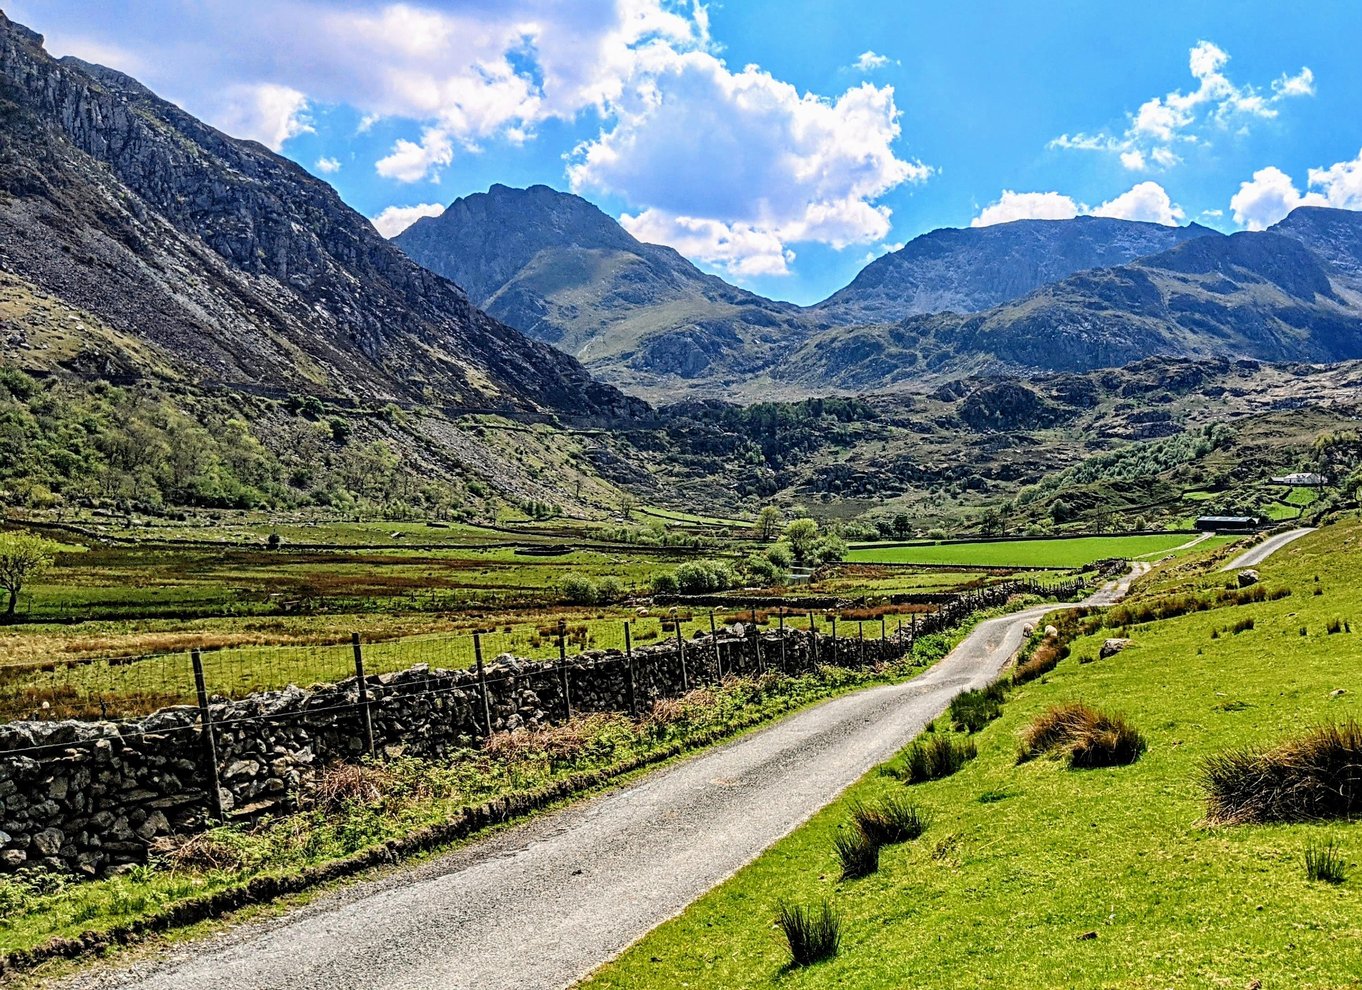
[1304,838,1348,883]
[1018,702,1146,769]
[776,900,841,966]
[596,576,624,602]
[949,683,1006,733]
[850,795,927,845]
[649,571,679,595]
[1012,636,1066,686]
[560,573,599,605]
[833,827,880,879]
[899,734,977,783]
[673,560,734,594]
[1201,721,1362,824]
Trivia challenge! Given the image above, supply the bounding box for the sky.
[9,0,1362,305]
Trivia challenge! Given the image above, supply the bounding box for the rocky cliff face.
[814,216,1218,325]
[394,184,816,396]
[0,14,645,417]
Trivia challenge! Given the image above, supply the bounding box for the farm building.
[1195,515,1263,532]
[1270,472,1328,486]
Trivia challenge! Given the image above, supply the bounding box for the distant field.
[847,533,1224,569]
[635,506,752,528]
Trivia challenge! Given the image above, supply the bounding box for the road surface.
[1220,528,1315,571]
[65,575,1138,990]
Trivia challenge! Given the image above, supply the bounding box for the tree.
[754,506,783,542]
[783,517,820,564]
[0,531,60,618]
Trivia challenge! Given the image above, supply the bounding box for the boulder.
[1237,569,1260,588]
[1100,638,1132,659]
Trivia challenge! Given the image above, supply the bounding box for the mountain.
[814,216,1219,324]
[779,218,1362,391]
[0,14,643,418]
[394,184,812,394]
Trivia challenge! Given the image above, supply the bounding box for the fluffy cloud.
[852,51,893,72]
[211,83,313,152]
[569,51,927,277]
[1229,149,1362,230]
[314,156,341,174]
[1090,181,1185,225]
[370,202,446,238]
[973,182,1184,227]
[971,191,1079,227]
[1051,40,1313,170]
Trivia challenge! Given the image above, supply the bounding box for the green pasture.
[845,533,1231,569]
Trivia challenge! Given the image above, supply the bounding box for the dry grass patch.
[1018,702,1146,769]
[1201,720,1362,824]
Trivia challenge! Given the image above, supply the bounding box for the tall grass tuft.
[1012,636,1067,686]
[1018,702,1146,769]
[949,682,1007,733]
[1201,720,1362,824]
[1304,838,1348,883]
[899,734,977,783]
[776,900,842,966]
[849,795,928,845]
[833,827,880,879]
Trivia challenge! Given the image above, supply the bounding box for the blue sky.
[11,0,1362,304]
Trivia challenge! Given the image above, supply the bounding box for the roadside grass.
[581,520,1362,990]
[845,533,1233,569]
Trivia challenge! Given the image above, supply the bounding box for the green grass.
[582,521,1362,990]
[846,533,1218,569]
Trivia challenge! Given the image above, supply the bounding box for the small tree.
[0,531,60,618]
[784,518,820,564]
[754,506,784,543]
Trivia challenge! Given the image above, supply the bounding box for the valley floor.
[583,523,1362,989]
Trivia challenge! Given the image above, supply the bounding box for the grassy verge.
[582,522,1361,989]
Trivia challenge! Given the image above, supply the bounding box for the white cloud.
[1230,150,1362,230]
[370,202,446,238]
[1091,181,1185,225]
[973,182,1184,227]
[971,190,1079,227]
[212,83,313,151]
[44,32,148,76]
[376,129,454,182]
[568,50,927,277]
[1050,40,1313,170]
[852,51,894,72]
[314,156,341,174]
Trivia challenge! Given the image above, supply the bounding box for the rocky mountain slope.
[0,14,643,418]
[394,184,813,395]
[814,216,1217,324]
[775,214,1362,391]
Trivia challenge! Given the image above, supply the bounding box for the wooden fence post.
[709,611,722,681]
[750,608,763,674]
[190,649,225,822]
[830,614,837,663]
[778,609,787,673]
[859,621,866,666]
[881,615,887,643]
[351,633,375,759]
[624,621,638,716]
[674,617,689,692]
[474,633,493,739]
[809,612,818,664]
[557,619,572,721]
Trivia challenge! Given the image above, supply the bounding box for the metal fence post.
[190,649,225,822]
[558,619,572,721]
[351,633,375,759]
[675,619,689,692]
[624,621,638,716]
[709,610,722,681]
[474,633,493,739]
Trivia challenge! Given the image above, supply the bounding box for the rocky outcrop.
[0,14,646,419]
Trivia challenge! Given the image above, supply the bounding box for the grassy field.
[846,533,1236,569]
[583,521,1362,989]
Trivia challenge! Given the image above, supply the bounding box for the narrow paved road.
[1220,527,1315,571]
[66,576,1137,990]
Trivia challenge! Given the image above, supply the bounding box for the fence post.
[624,621,638,717]
[778,609,787,673]
[750,608,763,674]
[558,619,572,721]
[830,615,837,663]
[190,649,225,822]
[859,621,866,666]
[474,633,493,739]
[674,618,689,693]
[710,610,722,681]
[351,633,375,759]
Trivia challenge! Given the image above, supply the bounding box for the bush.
[850,795,927,845]
[899,734,977,783]
[673,560,734,594]
[1304,838,1348,883]
[949,682,1007,733]
[1012,636,1066,686]
[1201,720,1362,824]
[1019,702,1146,769]
[776,900,841,966]
[833,827,880,879]
[649,572,679,595]
[560,573,600,605]
[597,576,624,602]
